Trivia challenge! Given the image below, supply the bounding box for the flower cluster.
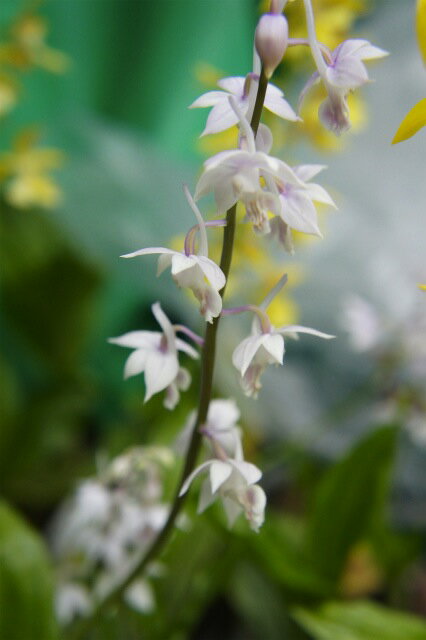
[51,447,173,624]
[108,0,385,538]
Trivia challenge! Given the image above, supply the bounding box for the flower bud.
[255,13,288,78]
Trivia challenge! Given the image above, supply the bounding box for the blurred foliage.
[0,500,58,640]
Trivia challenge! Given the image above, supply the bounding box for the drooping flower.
[195,98,303,234]
[109,302,198,409]
[189,74,298,137]
[122,187,225,323]
[230,275,334,397]
[301,0,388,134]
[267,164,336,250]
[179,457,266,532]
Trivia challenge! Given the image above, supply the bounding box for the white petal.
[304,182,337,208]
[157,253,173,276]
[201,100,239,136]
[217,76,245,95]
[208,399,240,431]
[255,123,273,154]
[293,164,326,182]
[176,367,191,391]
[280,190,321,236]
[170,253,198,277]
[151,302,176,351]
[277,324,335,339]
[175,338,199,359]
[199,286,223,323]
[196,256,226,290]
[261,333,284,364]
[221,496,242,527]
[197,478,216,513]
[229,459,262,485]
[189,90,228,108]
[264,93,299,121]
[232,335,265,377]
[209,460,233,493]
[298,71,320,112]
[121,247,177,259]
[124,348,149,379]
[326,57,368,89]
[144,351,179,402]
[164,383,179,410]
[108,331,160,349]
[179,460,214,496]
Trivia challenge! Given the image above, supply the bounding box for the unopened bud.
[255,13,288,78]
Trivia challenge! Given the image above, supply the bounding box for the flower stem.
[67,63,269,640]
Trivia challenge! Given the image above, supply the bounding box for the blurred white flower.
[179,458,265,532]
[189,74,298,136]
[55,582,92,625]
[109,302,198,409]
[341,294,381,352]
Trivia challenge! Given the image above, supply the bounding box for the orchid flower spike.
[189,72,298,137]
[301,0,388,134]
[109,302,198,410]
[232,275,335,397]
[121,186,226,323]
[179,457,266,532]
[195,98,304,235]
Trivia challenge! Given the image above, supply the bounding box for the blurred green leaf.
[293,600,426,640]
[246,513,332,598]
[0,500,58,640]
[307,426,398,587]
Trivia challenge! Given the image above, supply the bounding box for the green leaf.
[307,426,397,586]
[293,600,426,640]
[0,501,58,640]
[247,513,332,598]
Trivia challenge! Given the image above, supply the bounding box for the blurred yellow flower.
[0,129,65,209]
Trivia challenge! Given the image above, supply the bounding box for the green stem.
[67,66,268,640]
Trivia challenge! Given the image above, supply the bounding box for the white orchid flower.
[266,164,336,251]
[231,275,335,397]
[179,457,266,532]
[109,302,198,409]
[122,187,226,323]
[195,97,304,234]
[189,74,298,136]
[301,1,388,134]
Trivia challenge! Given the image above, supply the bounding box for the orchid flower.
[179,457,266,532]
[109,302,198,409]
[231,275,335,397]
[189,74,298,137]
[122,187,226,323]
[301,0,388,134]
[195,97,304,234]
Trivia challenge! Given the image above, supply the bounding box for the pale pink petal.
[108,331,160,349]
[261,333,284,364]
[151,302,177,352]
[326,57,368,89]
[232,335,266,377]
[121,247,177,259]
[189,90,229,108]
[222,496,242,527]
[197,478,216,513]
[217,76,245,95]
[175,338,199,359]
[280,190,321,235]
[201,101,239,136]
[264,93,299,121]
[304,182,336,208]
[293,164,326,182]
[277,324,335,339]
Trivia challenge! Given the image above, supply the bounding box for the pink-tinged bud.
[255,13,288,78]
